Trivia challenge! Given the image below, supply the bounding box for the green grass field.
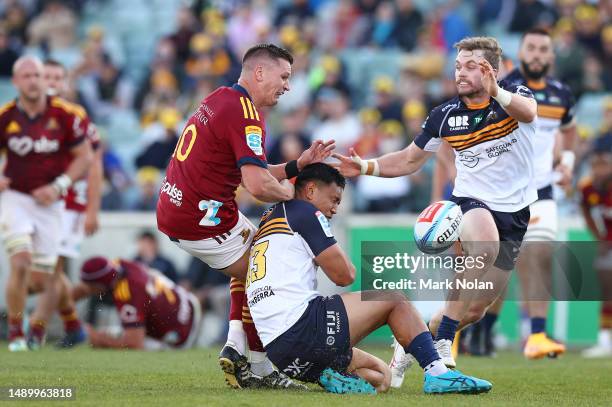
[1,345,611,406]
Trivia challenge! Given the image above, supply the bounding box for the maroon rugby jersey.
[112,260,194,347]
[0,97,86,194]
[580,178,612,242]
[63,113,100,212]
[157,84,267,240]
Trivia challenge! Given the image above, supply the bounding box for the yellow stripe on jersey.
[51,97,87,119]
[445,116,514,142]
[240,97,249,119]
[254,229,294,241]
[448,119,518,150]
[452,122,519,151]
[113,278,131,302]
[0,100,15,117]
[537,105,565,120]
[253,218,292,241]
[245,98,255,120]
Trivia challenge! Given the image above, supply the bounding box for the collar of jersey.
[232,83,253,102]
[15,96,49,122]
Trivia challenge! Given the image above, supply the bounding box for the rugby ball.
[414,201,463,254]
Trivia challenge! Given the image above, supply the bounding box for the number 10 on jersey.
[198,199,223,226]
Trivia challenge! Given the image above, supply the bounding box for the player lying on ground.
[74,257,202,350]
[333,36,538,385]
[246,163,492,394]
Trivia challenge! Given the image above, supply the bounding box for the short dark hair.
[242,43,293,65]
[295,163,345,192]
[43,58,66,73]
[138,230,157,242]
[521,27,552,40]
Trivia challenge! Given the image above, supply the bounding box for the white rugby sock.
[226,320,247,355]
[423,359,448,377]
[250,351,275,376]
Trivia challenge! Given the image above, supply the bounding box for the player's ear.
[305,181,316,200]
[255,64,264,82]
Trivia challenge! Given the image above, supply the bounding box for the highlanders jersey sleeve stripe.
[414,82,537,212]
[246,200,337,346]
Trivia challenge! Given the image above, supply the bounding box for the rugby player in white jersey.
[333,36,538,386]
[500,28,576,359]
[246,163,492,394]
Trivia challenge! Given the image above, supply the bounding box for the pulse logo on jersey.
[8,136,60,156]
[160,178,183,207]
[245,125,263,155]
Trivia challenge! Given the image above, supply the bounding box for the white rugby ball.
[414,201,463,254]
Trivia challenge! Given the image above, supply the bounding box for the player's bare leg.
[428,208,510,367]
[6,251,32,351]
[517,241,565,359]
[27,268,60,349]
[52,257,87,347]
[338,291,491,394]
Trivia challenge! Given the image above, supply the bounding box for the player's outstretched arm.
[85,143,103,235]
[315,243,356,287]
[241,164,294,202]
[332,143,432,178]
[268,139,336,181]
[86,325,145,349]
[480,60,536,123]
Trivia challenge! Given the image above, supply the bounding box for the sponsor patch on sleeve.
[245,125,263,155]
[514,85,534,99]
[315,210,334,238]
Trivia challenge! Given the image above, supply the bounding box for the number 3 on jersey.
[198,199,223,226]
[246,241,269,287]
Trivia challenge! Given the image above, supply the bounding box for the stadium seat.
[0,80,17,104]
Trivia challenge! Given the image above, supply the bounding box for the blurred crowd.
[0,0,610,214]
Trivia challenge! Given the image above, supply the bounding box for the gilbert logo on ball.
[414,201,463,254]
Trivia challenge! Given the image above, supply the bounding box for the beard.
[521,61,550,80]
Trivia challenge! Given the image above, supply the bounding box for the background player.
[23,59,104,349]
[0,56,92,351]
[76,257,201,350]
[482,28,577,360]
[156,43,333,388]
[247,163,491,394]
[333,36,537,381]
[580,138,612,357]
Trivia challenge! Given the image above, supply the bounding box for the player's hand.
[331,148,363,178]
[297,139,336,169]
[479,60,498,97]
[31,184,60,206]
[0,176,11,192]
[84,210,99,236]
[280,179,295,200]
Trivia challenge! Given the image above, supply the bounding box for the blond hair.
[454,37,502,70]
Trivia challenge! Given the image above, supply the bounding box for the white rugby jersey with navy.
[501,68,576,191]
[415,83,538,212]
[245,200,337,346]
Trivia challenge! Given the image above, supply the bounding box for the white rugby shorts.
[0,189,63,269]
[170,211,257,270]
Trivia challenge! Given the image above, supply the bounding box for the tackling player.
[0,56,92,351]
[246,163,491,394]
[77,257,202,350]
[333,36,537,384]
[580,137,612,357]
[156,43,332,389]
